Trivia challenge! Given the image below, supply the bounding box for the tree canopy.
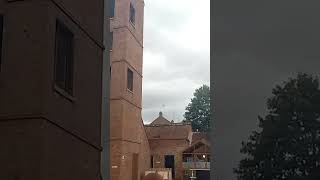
[184,84,211,132]
[234,73,320,180]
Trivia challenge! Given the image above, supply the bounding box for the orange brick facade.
[145,115,210,180]
[109,0,149,179]
[148,139,190,180]
[145,114,193,180]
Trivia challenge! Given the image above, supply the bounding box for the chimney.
[159,111,163,117]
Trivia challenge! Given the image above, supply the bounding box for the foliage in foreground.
[234,73,320,180]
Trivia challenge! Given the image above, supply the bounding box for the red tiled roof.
[145,124,192,139]
[150,116,171,125]
[149,112,172,125]
[145,112,192,139]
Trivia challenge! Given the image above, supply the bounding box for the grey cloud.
[144,7,190,30]
[144,27,209,83]
[143,105,187,124]
[142,78,200,122]
[142,86,191,108]
[142,0,210,123]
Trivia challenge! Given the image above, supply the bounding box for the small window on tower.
[127,68,133,92]
[129,3,136,25]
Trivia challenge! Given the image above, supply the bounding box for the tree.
[184,84,211,132]
[234,73,320,180]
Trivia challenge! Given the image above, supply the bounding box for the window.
[127,68,133,91]
[151,155,154,168]
[110,0,115,17]
[54,20,74,95]
[0,15,3,70]
[129,3,135,25]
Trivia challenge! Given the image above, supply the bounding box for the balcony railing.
[182,162,210,169]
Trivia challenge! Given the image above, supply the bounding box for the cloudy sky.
[213,0,320,179]
[141,0,210,123]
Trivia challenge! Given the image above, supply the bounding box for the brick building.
[182,132,210,179]
[0,0,110,179]
[145,113,193,180]
[108,0,150,179]
[0,0,209,179]
[144,113,210,180]
[105,1,211,180]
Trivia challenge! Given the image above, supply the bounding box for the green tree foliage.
[184,84,211,132]
[234,73,320,180]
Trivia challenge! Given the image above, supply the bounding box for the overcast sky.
[213,0,320,179]
[141,0,210,124]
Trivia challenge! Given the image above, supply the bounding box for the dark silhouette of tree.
[184,84,211,132]
[234,73,320,180]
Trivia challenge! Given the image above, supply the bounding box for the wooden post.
[193,145,195,168]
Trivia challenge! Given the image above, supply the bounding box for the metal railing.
[182,162,210,169]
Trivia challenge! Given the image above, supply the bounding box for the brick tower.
[109,0,150,180]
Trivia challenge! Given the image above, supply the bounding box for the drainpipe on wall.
[101,0,110,179]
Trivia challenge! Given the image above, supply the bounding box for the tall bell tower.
[109,0,147,179]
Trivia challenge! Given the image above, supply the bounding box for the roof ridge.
[144,123,191,127]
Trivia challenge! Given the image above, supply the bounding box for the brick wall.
[139,122,151,179]
[109,0,145,179]
[149,139,189,180]
[0,0,105,179]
